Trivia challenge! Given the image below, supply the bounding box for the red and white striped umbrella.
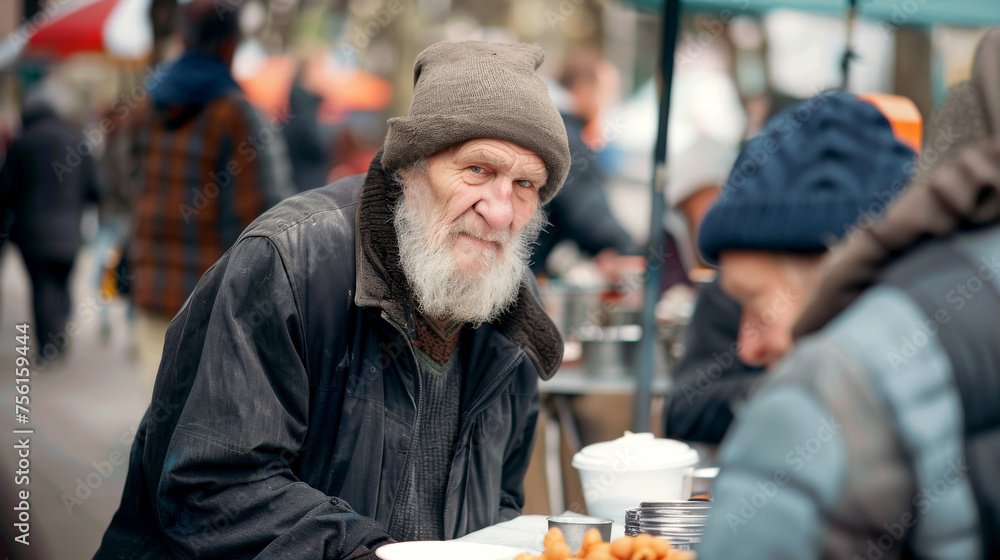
[20,0,152,60]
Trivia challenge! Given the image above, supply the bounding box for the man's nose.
[737,331,769,368]
[474,180,514,231]
[739,329,791,369]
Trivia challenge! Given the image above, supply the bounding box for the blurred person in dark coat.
[0,86,100,364]
[532,48,640,279]
[282,67,330,192]
[662,139,762,444]
[662,93,812,444]
[127,0,293,395]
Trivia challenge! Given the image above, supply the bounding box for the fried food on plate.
[517,527,697,560]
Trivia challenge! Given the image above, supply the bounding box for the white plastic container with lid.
[571,431,699,526]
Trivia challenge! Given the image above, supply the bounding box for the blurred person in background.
[327,111,384,182]
[531,47,640,280]
[662,138,763,444]
[0,83,100,365]
[657,33,748,292]
[698,28,1000,559]
[659,64,800,444]
[96,41,568,559]
[282,61,331,192]
[697,92,915,370]
[93,103,135,342]
[127,0,292,395]
[661,92,812,444]
[664,92,914,446]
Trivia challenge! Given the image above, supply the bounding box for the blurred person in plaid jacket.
[126,0,293,394]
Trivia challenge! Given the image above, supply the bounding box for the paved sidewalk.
[1,244,149,560]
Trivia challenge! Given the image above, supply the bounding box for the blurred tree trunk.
[390,15,421,119]
[451,0,508,27]
[893,26,933,122]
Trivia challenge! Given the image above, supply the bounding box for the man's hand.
[593,248,645,284]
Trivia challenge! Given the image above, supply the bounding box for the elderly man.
[95,41,569,559]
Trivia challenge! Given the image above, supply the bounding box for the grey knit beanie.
[381,41,571,204]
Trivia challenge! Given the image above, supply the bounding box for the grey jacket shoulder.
[701,239,988,560]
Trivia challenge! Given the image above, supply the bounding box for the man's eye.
[468,166,485,174]
[516,180,533,188]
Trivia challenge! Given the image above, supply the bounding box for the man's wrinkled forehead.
[718,251,772,299]
[449,139,548,183]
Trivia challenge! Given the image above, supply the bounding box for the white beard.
[393,173,546,326]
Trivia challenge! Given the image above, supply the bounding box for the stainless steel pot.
[539,283,604,340]
[579,324,642,378]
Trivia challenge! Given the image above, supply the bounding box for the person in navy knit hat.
[697,91,916,369]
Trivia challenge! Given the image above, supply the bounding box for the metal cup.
[546,515,613,553]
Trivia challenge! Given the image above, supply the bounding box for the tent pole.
[841,0,858,90]
[633,0,681,433]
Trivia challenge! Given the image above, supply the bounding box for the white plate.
[375,541,524,560]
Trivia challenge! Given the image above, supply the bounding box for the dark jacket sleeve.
[155,234,392,559]
[496,277,545,520]
[531,116,638,272]
[664,279,764,444]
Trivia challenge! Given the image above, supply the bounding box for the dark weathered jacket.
[95,157,564,559]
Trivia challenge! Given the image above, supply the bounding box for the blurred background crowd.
[0,0,996,557]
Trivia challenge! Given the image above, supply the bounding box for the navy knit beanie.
[698,92,916,266]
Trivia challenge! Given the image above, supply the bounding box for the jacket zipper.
[461,350,524,428]
[382,314,421,529]
[444,349,524,537]
[381,313,527,535]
